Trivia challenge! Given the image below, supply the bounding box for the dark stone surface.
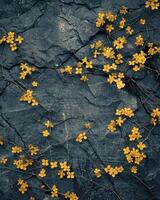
[0,0,160,200]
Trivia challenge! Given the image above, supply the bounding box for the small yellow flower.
[50,161,58,169]
[38,168,46,178]
[41,159,49,166]
[131,166,137,174]
[140,18,146,25]
[94,168,102,178]
[137,142,146,150]
[42,130,50,137]
[51,185,58,198]
[32,81,38,87]
[45,120,54,128]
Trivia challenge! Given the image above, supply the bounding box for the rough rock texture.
[0,0,160,200]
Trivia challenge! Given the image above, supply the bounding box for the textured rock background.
[0,0,160,199]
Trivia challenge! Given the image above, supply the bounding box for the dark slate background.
[0,0,160,199]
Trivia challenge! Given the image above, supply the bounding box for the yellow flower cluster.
[128,127,142,141]
[90,40,103,58]
[20,90,38,106]
[17,179,29,194]
[96,12,105,27]
[107,107,135,133]
[65,191,79,200]
[103,63,117,73]
[28,144,39,156]
[145,0,160,10]
[147,42,160,55]
[113,36,127,49]
[0,32,23,51]
[19,63,36,79]
[41,120,54,137]
[13,155,33,170]
[61,57,92,82]
[58,161,75,179]
[51,184,58,198]
[123,147,146,165]
[128,50,147,71]
[150,108,160,125]
[107,72,125,89]
[104,165,124,177]
[76,132,87,143]
[11,146,23,154]
[0,157,8,165]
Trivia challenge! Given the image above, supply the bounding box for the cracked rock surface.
[0,0,160,200]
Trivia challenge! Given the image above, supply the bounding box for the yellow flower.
[50,161,58,169]
[140,18,146,25]
[119,6,128,15]
[67,171,75,179]
[0,157,8,165]
[119,17,126,29]
[75,67,83,74]
[131,166,137,174]
[94,168,102,178]
[86,61,93,69]
[116,117,125,126]
[45,120,54,128]
[38,168,46,178]
[80,75,88,82]
[113,36,127,49]
[60,161,70,171]
[123,147,130,155]
[15,35,24,44]
[137,142,146,150]
[135,34,144,46]
[41,159,49,166]
[84,122,92,129]
[102,47,115,59]
[58,169,66,179]
[42,130,50,137]
[32,81,38,87]
[106,24,114,33]
[126,26,134,35]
